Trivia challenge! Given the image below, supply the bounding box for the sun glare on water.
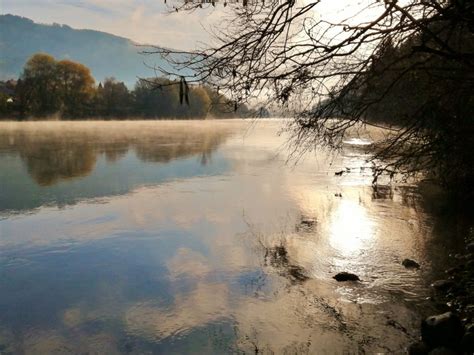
[328,199,375,256]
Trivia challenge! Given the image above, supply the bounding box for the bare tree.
[148,0,474,192]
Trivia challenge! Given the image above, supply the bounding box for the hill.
[0,14,171,86]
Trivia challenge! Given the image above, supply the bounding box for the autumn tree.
[57,59,95,117]
[17,54,95,117]
[18,53,60,116]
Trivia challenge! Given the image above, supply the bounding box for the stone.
[407,341,429,355]
[333,272,360,282]
[402,258,420,269]
[431,280,454,291]
[421,312,464,349]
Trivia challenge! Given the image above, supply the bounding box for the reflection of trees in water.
[21,144,97,186]
[0,125,232,186]
[133,133,224,166]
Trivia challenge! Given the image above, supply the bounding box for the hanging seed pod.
[184,79,190,106]
[179,77,184,105]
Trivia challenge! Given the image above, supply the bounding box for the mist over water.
[0,120,467,353]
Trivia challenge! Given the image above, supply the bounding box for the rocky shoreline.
[409,233,474,354]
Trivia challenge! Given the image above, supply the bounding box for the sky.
[1,0,376,50]
[0,0,224,49]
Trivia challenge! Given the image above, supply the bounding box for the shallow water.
[0,120,467,353]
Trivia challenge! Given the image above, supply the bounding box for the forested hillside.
[0,14,170,86]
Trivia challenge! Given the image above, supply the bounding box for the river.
[0,120,467,353]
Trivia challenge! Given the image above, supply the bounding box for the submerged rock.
[402,258,420,269]
[421,312,464,349]
[333,272,360,282]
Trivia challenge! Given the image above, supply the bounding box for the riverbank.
[409,230,474,354]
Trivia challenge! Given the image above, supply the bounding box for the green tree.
[133,78,179,118]
[96,78,132,117]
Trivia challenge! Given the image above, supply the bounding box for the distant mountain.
[0,14,172,86]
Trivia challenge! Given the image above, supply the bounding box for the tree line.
[0,53,248,119]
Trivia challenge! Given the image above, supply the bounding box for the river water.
[0,120,466,353]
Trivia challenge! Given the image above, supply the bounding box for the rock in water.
[333,272,360,282]
[421,312,464,349]
[402,258,420,268]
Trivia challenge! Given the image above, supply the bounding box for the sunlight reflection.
[329,199,375,255]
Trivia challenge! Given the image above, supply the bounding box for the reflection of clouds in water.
[0,121,452,353]
[13,328,120,355]
[125,283,230,341]
[167,248,212,280]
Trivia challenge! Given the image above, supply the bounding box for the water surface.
[0,120,466,353]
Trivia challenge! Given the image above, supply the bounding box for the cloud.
[57,0,114,15]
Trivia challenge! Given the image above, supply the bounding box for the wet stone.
[333,272,360,282]
[402,258,420,269]
[421,312,464,349]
